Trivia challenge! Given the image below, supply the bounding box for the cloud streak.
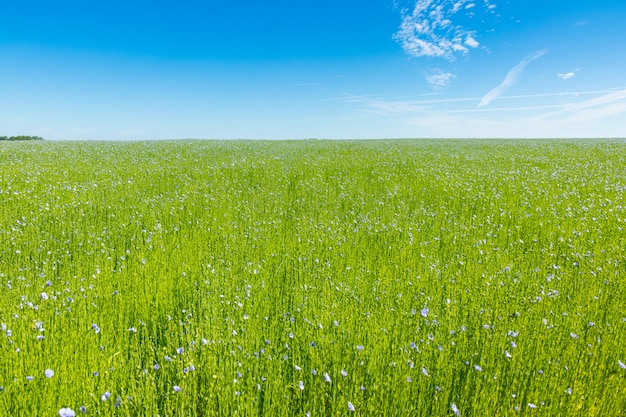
[342,87,626,138]
[341,94,429,115]
[477,49,548,107]
[536,88,626,122]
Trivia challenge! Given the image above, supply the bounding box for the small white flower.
[58,408,76,417]
[45,369,54,378]
[619,360,626,369]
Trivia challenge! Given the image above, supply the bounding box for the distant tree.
[0,135,44,141]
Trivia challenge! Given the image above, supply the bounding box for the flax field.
[0,139,625,416]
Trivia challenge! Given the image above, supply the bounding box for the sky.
[1,0,625,140]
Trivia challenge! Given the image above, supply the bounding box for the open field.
[0,139,625,416]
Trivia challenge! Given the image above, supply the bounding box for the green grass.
[0,139,625,416]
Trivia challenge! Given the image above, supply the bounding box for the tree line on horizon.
[0,135,44,141]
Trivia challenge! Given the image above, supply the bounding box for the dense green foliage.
[0,135,44,141]
[0,139,625,416]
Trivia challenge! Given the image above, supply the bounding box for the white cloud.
[426,69,456,87]
[478,49,548,107]
[451,1,463,13]
[394,0,487,60]
[464,36,479,48]
[557,70,578,80]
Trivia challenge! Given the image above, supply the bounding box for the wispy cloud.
[0,117,25,123]
[536,88,626,122]
[341,94,429,115]
[478,49,548,107]
[340,87,626,137]
[342,89,626,115]
[113,129,146,137]
[426,69,456,87]
[67,127,96,134]
[565,89,626,111]
[557,70,578,80]
[557,72,575,80]
[394,0,488,60]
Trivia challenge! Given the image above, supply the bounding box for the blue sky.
[1,0,625,139]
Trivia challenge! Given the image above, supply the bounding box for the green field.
[1,139,625,416]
